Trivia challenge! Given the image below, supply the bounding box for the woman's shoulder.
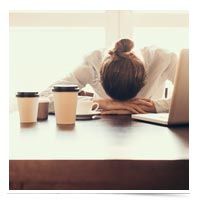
[141,45,177,67]
[84,48,106,69]
[141,45,177,57]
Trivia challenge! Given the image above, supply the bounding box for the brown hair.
[100,38,146,101]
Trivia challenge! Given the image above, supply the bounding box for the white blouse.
[40,46,178,113]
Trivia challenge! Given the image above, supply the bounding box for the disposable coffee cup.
[16,92,39,123]
[52,85,79,125]
[37,97,50,121]
[76,100,99,115]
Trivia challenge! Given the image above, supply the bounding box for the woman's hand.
[94,98,156,115]
[128,98,157,113]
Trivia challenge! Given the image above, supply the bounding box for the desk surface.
[10,112,189,160]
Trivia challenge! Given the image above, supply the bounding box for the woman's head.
[100,38,146,101]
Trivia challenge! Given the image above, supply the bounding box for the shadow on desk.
[9,160,189,190]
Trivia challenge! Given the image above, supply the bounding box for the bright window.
[10,27,105,95]
[133,27,188,54]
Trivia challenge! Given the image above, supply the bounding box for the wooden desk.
[9,112,189,190]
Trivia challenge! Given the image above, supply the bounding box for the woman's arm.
[94,98,156,114]
[40,64,93,97]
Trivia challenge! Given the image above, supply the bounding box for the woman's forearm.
[93,99,113,110]
[94,98,157,114]
[93,98,146,114]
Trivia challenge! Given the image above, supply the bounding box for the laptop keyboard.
[132,113,168,120]
[154,113,168,119]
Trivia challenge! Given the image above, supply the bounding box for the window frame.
[10,10,189,48]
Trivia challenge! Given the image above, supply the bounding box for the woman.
[40,38,177,114]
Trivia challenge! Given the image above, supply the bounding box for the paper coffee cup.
[52,85,79,125]
[16,92,39,123]
[37,97,50,121]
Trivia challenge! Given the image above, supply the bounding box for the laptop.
[131,49,189,126]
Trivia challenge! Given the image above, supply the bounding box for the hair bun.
[115,39,134,53]
[109,39,134,60]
